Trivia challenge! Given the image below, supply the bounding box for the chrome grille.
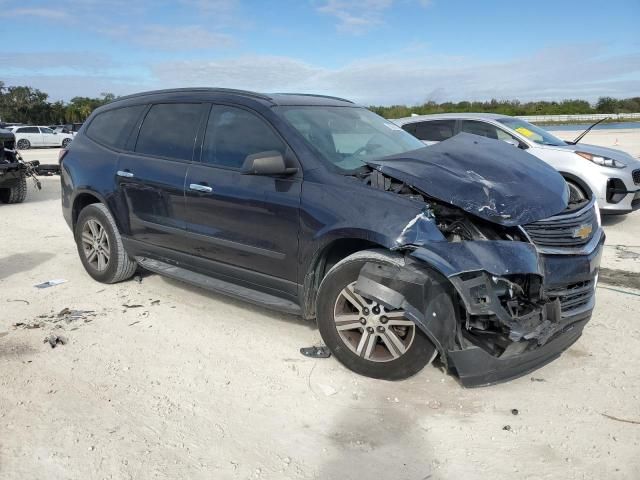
[633,169,640,185]
[523,205,596,248]
[546,281,594,316]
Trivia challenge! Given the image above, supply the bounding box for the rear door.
[116,102,207,252]
[17,126,42,146]
[184,104,301,288]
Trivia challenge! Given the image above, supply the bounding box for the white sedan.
[9,125,73,150]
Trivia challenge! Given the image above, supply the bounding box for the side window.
[136,103,204,161]
[87,105,145,149]
[202,105,285,169]
[404,120,455,142]
[40,127,54,134]
[18,127,39,134]
[460,120,511,141]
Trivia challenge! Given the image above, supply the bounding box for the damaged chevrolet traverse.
[61,89,604,386]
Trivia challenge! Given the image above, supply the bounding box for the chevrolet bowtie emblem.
[572,223,593,240]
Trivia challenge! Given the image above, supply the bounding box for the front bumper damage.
[354,236,604,387]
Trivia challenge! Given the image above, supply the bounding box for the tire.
[75,203,137,283]
[62,138,72,148]
[17,139,30,150]
[316,249,437,380]
[567,180,587,203]
[0,172,27,204]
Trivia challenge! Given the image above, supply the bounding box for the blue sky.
[1,0,638,105]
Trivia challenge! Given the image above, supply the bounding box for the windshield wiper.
[567,117,610,145]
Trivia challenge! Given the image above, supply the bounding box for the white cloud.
[150,47,640,105]
[131,25,234,51]
[316,0,394,34]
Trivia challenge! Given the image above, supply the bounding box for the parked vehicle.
[0,128,41,203]
[393,113,640,214]
[61,89,604,386]
[49,123,84,136]
[9,125,73,149]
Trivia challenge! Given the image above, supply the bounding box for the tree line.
[0,81,115,125]
[2,80,639,124]
[371,97,640,119]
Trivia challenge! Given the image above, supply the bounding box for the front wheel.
[17,139,30,150]
[75,203,137,283]
[316,250,437,380]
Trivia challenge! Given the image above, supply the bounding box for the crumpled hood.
[366,132,569,227]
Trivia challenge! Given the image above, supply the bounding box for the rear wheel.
[75,203,137,283]
[0,173,27,204]
[17,139,30,150]
[62,138,72,148]
[316,250,437,380]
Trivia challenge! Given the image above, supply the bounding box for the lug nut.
[380,316,388,324]
[377,326,385,333]
[363,307,369,315]
[372,306,380,314]
[367,327,374,333]
[360,318,367,325]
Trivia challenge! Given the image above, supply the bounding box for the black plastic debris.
[502,425,512,431]
[300,346,332,359]
[44,334,68,348]
[511,409,519,416]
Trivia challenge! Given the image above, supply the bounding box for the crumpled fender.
[409,240,543,278]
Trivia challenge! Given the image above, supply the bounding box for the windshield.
[277,106,425,171]
[497,118,567,146]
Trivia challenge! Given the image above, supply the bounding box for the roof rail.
[111,88,273,103]
[275,93,354,104]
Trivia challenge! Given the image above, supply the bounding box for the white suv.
[9,125,73,150]
[393,113,640,215]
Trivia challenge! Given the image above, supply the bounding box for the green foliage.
[370,97,640,119]
[0,81,116,124]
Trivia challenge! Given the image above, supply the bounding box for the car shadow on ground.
[156,273,318,330]
[601,215,628,227]
[0,252,52,280]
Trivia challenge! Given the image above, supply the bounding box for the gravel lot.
[1,130,639,480]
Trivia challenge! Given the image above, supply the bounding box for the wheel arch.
[300,237,391,320]
[72,190,108,229]
[559,172,593,200]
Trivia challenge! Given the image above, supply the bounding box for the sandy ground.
[1,131,639,480]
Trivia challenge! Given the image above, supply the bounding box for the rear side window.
[17,127,39,134]
[136,103,204,161]
[202,105,285,169]
[403,120,455,142]
[87,105,145,149]
[461,120,518,142]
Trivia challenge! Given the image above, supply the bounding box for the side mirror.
[241,151,298,176]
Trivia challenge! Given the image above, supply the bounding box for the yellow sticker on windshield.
[515,127,534,138]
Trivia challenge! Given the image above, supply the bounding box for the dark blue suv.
[61,88,604,386]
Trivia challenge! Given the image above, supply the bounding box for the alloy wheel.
[81,218,110,271]
[333,282,416,362]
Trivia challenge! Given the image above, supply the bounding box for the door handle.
[117,170,134,178]
[189,183,213,193]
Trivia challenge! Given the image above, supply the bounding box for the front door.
[184,104,301,289]
[117,102,207,253]
[39,127,58,146]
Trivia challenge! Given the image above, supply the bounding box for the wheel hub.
[333,282,416,363]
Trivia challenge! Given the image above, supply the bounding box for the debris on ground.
[34,279,67,289]
[601,413,640,425]
[511,409,519,415]
[502,425,512,431]
[128,320,141,326]
[44,334,68,348]
[133,274,143,283]
[13,308,98,332]
[6,299,30,305]
[300,345,332,358]
[150,299,160,306]
[122,304,144,309]
[530,377,546,382]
